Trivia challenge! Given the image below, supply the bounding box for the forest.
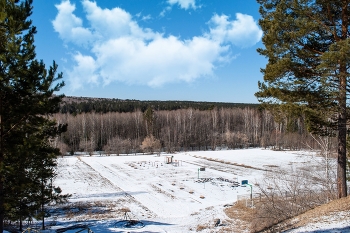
[59,96,259,114]
[53,101,329,156]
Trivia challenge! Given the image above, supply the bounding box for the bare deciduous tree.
[141,135,161,155]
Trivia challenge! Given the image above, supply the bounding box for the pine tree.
[256,0,349,198]
[0,0,66,231]
[32,139,70,230]
[143,106,154,136]
[4,147,36,231]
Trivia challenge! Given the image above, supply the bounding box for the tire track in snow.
[77,157,156,217]
[81,157,196,218]
[56,157,124,198]
[75,157,121,191]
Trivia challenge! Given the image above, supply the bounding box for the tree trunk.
[19,216,22,232]
[0,152,3,233]
[42,206,45,230]
[0,97,4,233]
[41,178,45,230]
[337,74,347,198]
[338,4,348,198]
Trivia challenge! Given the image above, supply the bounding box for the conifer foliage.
[256,0,349,198]
[0,0,68,231]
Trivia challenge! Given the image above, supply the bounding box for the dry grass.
[196,223,208,231]
[198,156,265,171]
[278,195,350,231]
[302,195,350,217]
[264,164,279,168]
[118,207,131,213]
[224,200,256,232]
[65,211,76,219]
[224,195,350,233]
[55,200,125,222]
[196,224,211,232]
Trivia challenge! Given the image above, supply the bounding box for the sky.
[30,0,266,103]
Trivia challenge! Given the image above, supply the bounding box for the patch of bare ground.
[56,201,121,221]
[224,200,256,232]
[194,215,248,232]
[196,223,210,231]
[224,196,350,233]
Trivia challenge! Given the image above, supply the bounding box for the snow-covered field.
[15,148,350,233]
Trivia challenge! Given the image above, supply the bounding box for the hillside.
[60,96,260,114]
[226,194,350,233]
[269,195,350,232]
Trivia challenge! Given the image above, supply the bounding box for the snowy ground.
[11,148,350,233]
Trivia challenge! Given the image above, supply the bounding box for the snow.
[17,148,350,232]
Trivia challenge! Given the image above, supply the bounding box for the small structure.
[165,156,173,164]
[198,167,205,179]
[173,159,179,167]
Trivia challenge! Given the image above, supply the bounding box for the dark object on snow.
[115,209,145,229]
[115,220,145,229]
[56,224,90,233]
[214,218,220,227]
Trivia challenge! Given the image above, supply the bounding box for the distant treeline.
[52,106,333,156]
[60,96,260,114]
[53,96,334,156]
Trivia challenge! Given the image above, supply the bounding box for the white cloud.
[93,35,226,87]
[53,0,262,91]
[159,6,170,18]
[167,0,197,10]
[209,13,263,48]
[52,0,94,46]
[83,1,150,39]
[136,12,152,21]
[161,0,197,16]
[66,53,98,90]
[141,14,152,21]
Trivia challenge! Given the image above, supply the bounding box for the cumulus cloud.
[52,0,94,46]
[52,0,262,90]
[94,36,226,87]
[208,13,263,48]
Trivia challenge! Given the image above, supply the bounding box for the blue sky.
[30,0,266,103]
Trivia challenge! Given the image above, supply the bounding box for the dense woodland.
[53,100,329,155]
[60,96,259,114]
